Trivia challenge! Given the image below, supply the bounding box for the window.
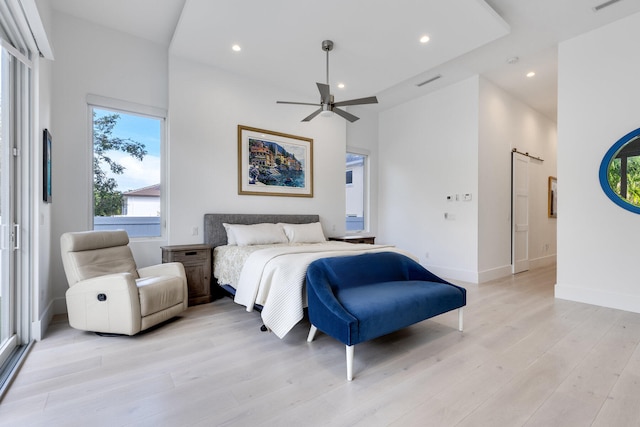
[345,152,368,232]
[90,103,164,238]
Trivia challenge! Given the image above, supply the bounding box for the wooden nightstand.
[161,244,213,306]
[329,236,376,244]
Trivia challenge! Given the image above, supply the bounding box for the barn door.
[512,152,530,274]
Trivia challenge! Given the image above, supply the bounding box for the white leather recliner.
[60,230,188,335]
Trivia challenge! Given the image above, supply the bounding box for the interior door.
[512,152,530,274]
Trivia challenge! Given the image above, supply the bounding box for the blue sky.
[94,108,161,192]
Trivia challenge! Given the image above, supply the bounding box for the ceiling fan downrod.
[322,40,333,86]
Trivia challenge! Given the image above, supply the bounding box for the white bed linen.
[224,242,416,338]
[214,243,305,288]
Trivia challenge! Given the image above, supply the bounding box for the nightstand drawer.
[167,249,209,263]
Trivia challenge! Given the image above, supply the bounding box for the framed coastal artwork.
[237,125,313,197]
[548,176,557,218]
[43,128,52,203]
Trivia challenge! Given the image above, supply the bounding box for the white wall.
[478,78,557,281]
[34,0,54,339]
[168,56,347,245]
[378,75,557,284]
[556,12,640,313]
[50,11,169,313]
[379,77,480,282]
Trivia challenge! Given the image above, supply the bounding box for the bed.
[204,213,415,338]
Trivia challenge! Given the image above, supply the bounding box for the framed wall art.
[43,128,52,203]
[237,125,313,197]
[548,176,557,218]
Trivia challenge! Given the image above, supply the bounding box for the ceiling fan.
[277,40,378,122]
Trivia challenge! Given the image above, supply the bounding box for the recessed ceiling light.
[420,35,430,44]
[232,44,241,52]
[526,71,536,78]
[337,83,345,89]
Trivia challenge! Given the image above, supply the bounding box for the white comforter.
[232,242,415,338]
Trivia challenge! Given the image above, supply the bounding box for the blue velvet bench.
[306,251,466,380]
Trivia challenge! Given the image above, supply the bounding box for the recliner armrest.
[138,262,188,310]
[138,262,185,279]
[65,272,142,335]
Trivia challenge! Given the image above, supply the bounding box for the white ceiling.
[50,0,640,121]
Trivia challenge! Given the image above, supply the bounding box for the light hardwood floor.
[1,264,639,426]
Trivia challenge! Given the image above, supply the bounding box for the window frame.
[345,147,370,234]
[87,95,167,240]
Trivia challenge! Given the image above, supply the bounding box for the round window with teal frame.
[599,127,640,214]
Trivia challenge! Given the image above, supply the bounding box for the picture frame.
[238,125,313,197]
[43,128,52,203]
[548,176,557,218]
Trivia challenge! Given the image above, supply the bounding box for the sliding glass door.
[0,44,27,372]
[0,46,15,367]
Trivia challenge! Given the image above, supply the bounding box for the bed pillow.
[222,223,238,245]
[281,222,326,243]
[223,223,288,246]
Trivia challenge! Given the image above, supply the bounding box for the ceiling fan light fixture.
[320,103,333,117]
[276,39,378,122]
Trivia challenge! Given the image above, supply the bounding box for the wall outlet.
[192,226,199,236]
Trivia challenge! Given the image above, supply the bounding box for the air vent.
[593,0,623,12]
[416,74,442,87]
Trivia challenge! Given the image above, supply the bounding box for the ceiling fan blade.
[333,96,378,107]
[302,108,323,122]
[333,107,360,122]
[277,101,321,106]
[316,83,331,104]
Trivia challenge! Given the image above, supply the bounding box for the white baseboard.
[424,257,556,285]
[530,254,556,270]
[555,283,640,314]
[31,298,55,341]
[425,264,479,284]
[478,265,512,283]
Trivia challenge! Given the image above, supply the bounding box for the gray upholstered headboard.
[203,213,320,249]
